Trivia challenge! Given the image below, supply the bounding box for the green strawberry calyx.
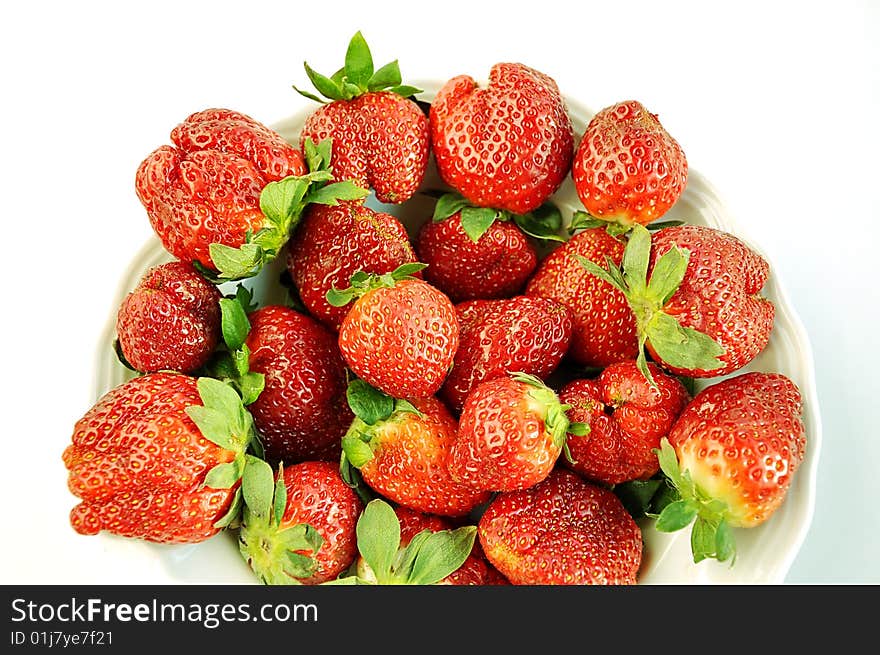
[568,209,684,238]
[203,138,369,282]
[238,462,327,585]
[294,31,422,103]
[184,377,268,529]
[325,262,428,307]
[333,498,476,585]
[512,372,587,464]
[431,190,567,244]
[650,438,736,565]
[573,223,725,386]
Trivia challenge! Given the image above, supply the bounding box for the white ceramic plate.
[89,81,822,584]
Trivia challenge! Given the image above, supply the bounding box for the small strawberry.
[244,305,352,464]
[448,372,586,492]
[559,360,690,486]
[329,264,459,398]
[440,296,573,414]
[286,201,420,332]
[341,381,490,517]
[578,223,774,381]
[295,31,429,203]
[430,63,574,214]
[115,261,221,374]
[415,193,545,303]
[653,372,807,563]
[344,498,477,585]
[572,100,688,227]
[355,506,503,585]
[525,227,638,367]
[478,468,643,585]
[136,111,366,281]
[238,460,363,585]
[63,373,265,543]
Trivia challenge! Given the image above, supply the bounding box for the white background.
[1,0,877,584]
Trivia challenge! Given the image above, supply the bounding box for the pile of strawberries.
[62,33,808,585]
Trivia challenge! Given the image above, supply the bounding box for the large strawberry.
[238,460,363,585]
[525,227,638,367]
[478,468,643,585]
[653,372,807,563]
[329,264,459,398]
[286,201,420,332]
[136,111,366,281]
[430,63,574,214]
[63,373,264,543]
[448,372,585,492]
[578,223,774,381]
[572,99,688,227]
[244,305,352,464]
[295,31,429,204]
[116,261,221,374]
[559,360,690,486]
[440,296,573,414]
[341,381,490,517]
[354,505,505,585]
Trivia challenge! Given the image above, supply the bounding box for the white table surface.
[2,0,877,584]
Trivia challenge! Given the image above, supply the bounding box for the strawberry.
[115,261,221,374]
[578,223,774,381]
[415,204,538,303]
[344,498,477,585]
[478,468,643,585]
[63,373,264,543]
[244,305,352,464]
[572,100,688,227]
[238,460,363,585]
[653,372,807,563]
[295,31,429,204]
[136,110,366,281]
[355,506,503,585]
[329,264,459,398]
[341,382,490,517]
[430,62,574,214]
[525,227,638,367]
[559,360,690,486]
[286,201,420,332]
[440,296,573,414]
[448,372,585,492]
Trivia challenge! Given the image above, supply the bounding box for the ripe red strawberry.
[448,372,583,492]
[286,201,420,332]
[525,227,638,367]
[63,373,261,543]
[654,372,807,562]
[296,32,429,203]
[342,387,490,517]
[416,209,538,303]
[578,224,774,380]
[244,305,352,464]
[346,498,477,585]
[330,264,459,398]
[559,360,690,485]
[440,296,573,414]
[572,100,688,226]
[355,506,504,585]
[238,460,363,585]
[478,468,643,585]
[136,110,365,280]
[116,261,221,374]
[430,62,574,214]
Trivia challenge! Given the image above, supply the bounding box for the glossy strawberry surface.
[430,63,574,214]
[479,468,643,585]
[136,109,307,270]
[245,306,352,464]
